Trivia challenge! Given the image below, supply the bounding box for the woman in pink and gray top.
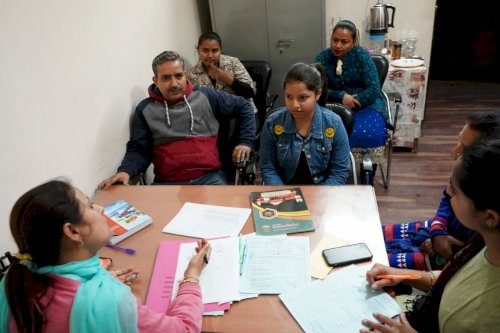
[0,178,211,333]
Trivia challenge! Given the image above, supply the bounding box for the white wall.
[0,0,202,254]
[325,0,437,68]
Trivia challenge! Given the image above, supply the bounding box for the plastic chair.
[370,54,402,188]
[325,103,358,185]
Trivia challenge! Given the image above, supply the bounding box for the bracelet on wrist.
[178,276,199,286]
[428,271,435,288]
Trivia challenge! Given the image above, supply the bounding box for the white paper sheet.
[239,236,310,294]
[279,265,402,333]
[163,202,251,238]
[171,237,241,304]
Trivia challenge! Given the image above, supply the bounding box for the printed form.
[280,264,401,333]
[239,236,310,294]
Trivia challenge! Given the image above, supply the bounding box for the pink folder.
[145,239,230,313]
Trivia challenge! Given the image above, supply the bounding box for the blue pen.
[105,243,137,255]
[239,244,248,276]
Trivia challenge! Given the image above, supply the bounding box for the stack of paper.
[172,237,241,306]
[146,237,243,316]
[151,202,313,316]
[279,265,401,333]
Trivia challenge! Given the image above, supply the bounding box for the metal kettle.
[369,3,396,34]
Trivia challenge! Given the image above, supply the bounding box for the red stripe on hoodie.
[153,135,221,182]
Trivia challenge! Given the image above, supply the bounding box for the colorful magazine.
[250,188,315,235]
[103,199,153,244]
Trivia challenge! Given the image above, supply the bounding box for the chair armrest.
[266,94,279,109]
[383,91,402,131]
[387,92,402,104]
[129,173,147,185]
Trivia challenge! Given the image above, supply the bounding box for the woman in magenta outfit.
[0,179,211,333]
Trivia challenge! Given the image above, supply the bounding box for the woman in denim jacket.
[260,63,350,185]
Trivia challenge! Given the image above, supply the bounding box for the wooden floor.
[374,80,500,225]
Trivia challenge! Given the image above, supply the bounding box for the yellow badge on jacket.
[325,127,335,138]
[274,124,284,135]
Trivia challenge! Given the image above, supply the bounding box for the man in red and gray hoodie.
[98,51,255,189]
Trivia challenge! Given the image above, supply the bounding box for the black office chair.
[240,60,279,132]
[0,252,13,281]
[325,103,358,185]
[234,60,278,185]
[217,112,259,185]
[370,54,402,188]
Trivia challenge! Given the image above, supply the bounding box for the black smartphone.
[322,243,373,267]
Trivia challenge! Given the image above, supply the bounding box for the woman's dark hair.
[455,138,500,212]
[407,138,500,332]
[283,62,323,94]
[311,62,328,107]
[6,179,83,333]
[467,109,500,138]
[332,20,360,47]
[197,31,222,49]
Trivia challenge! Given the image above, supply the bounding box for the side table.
[383,64,427,151]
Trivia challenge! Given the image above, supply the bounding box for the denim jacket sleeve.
[259,110,286,185]
[318,109,350,185]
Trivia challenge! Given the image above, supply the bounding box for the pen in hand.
[105,243,137,255]
[375,274,421,280]
[196,239,209,264]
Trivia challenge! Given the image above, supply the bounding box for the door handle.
[276,39,295,48]
[276,39,295,54]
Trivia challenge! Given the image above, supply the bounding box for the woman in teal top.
[315,20,387,184]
